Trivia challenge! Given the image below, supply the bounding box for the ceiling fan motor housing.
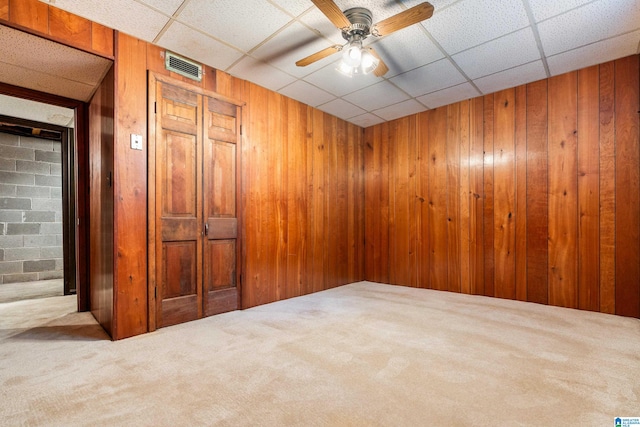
[341,7,373,40]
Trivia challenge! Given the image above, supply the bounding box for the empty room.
[0,0,639,425]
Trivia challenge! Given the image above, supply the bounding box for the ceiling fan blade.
[371,2,434,37]
[368,48,389,77]
[296,45,342,67]
[311,0,351,30]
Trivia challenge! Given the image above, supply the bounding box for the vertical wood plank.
[113,33,148,339]
[577,65,600,312]
[493,89,516,300]
[285,99,307,299]
[614,55,640,317]
[309,108,326,292]
[526,80,549,305]
[390,117,412,286]
[0,0,8,20]
[408,116,418,287]
[469,97,484,295]
[548,72,578,309]
[270,92,287,301]
[91,22,114,57]
[459,100,471,295]
[447,104,461,293]
[9,0,48,34]
[483,94,495,297]
[48,7,91,51]
[417,111,430,288]
[428,108,448,291]
[514,85,528,301]
[599,61,616,314]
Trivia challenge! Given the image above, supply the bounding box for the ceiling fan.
[296,0,434,77]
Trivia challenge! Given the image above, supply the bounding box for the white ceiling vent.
[165,51,202,82]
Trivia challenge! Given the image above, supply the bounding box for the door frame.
[0,82,89,310]
[147,72,245,332]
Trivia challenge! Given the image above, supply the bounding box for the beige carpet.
[0,281,638,426]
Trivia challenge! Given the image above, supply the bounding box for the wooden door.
[203,97,241,316]
[149,74,242,329]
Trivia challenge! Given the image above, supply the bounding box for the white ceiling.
[39,0,640,127]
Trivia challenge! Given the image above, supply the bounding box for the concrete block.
[53,141,62,153]
[0,184,16,196]
[0,249,3,261]
[39,270,64,280]
[55,258,63,270]
[35,150,61,163]
[6,223,40,235]
[0,197,31,210]
[0,158,16,171]
[19,137,52,151]
[0,171,35,185]
[23,259,56,273]
[41,246,63,258]
[32,199,61,211]
[16,160,50,174]
[0,261,21,274]
[50,187,61,199]
[24,235,57,247]
[50,163,62,176]
[0,144,33,160]
[0,133,20,146]
[3,272,38,283]
[16,186,50,198]
[34,174,60,187]
[0,211,22,222]
[23,211,56,223]
[0,224,3,236]
[0,235,23,248]
[3,247,40,261]
[41,223,62,234]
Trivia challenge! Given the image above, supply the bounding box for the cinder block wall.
[0,132,63,285]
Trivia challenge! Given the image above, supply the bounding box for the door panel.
[203,95,240,317]
[155,81,203,328]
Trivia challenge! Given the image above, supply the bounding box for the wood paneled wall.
[111,35,364,338]
[0,0,113,57]
[365,55,640,318]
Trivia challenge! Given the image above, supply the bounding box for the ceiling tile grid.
[36,0,640,127]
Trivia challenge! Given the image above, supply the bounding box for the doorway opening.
[0,112,76,303]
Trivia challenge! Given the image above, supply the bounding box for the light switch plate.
[131,134,143,150]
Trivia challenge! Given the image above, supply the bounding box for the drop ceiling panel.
[538,0,640,56]
[177,0,292,52]
[158,21,244,71]
[137,0,185,15]
[270,0,313,18]
[528,0,598,23]
[304,60,379,97]
[43,0,170,42]
[390,58,466,97]
[0,95,75,128]
[369,25,444,78]
[317,98,366,119]
[343,81,410,112]
[278,80,336,107]
[425,0,530,55]
[299,8,349,45]
[452,27,541,80]
[252,22,336,78]
[417,82,479,109]
[227,56,296,92]
[373,99,426,121]
[547,30,640,76]
[348,112,385,128]
[473,60,546,95]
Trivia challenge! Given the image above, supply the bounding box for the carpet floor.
[0,281,638,426]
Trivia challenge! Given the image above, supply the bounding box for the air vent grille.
[165,52,202,82]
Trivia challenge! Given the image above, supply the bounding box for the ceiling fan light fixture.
[360,49,379,74]
[342,38,363,67]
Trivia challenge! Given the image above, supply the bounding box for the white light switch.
[131,134,143,150]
